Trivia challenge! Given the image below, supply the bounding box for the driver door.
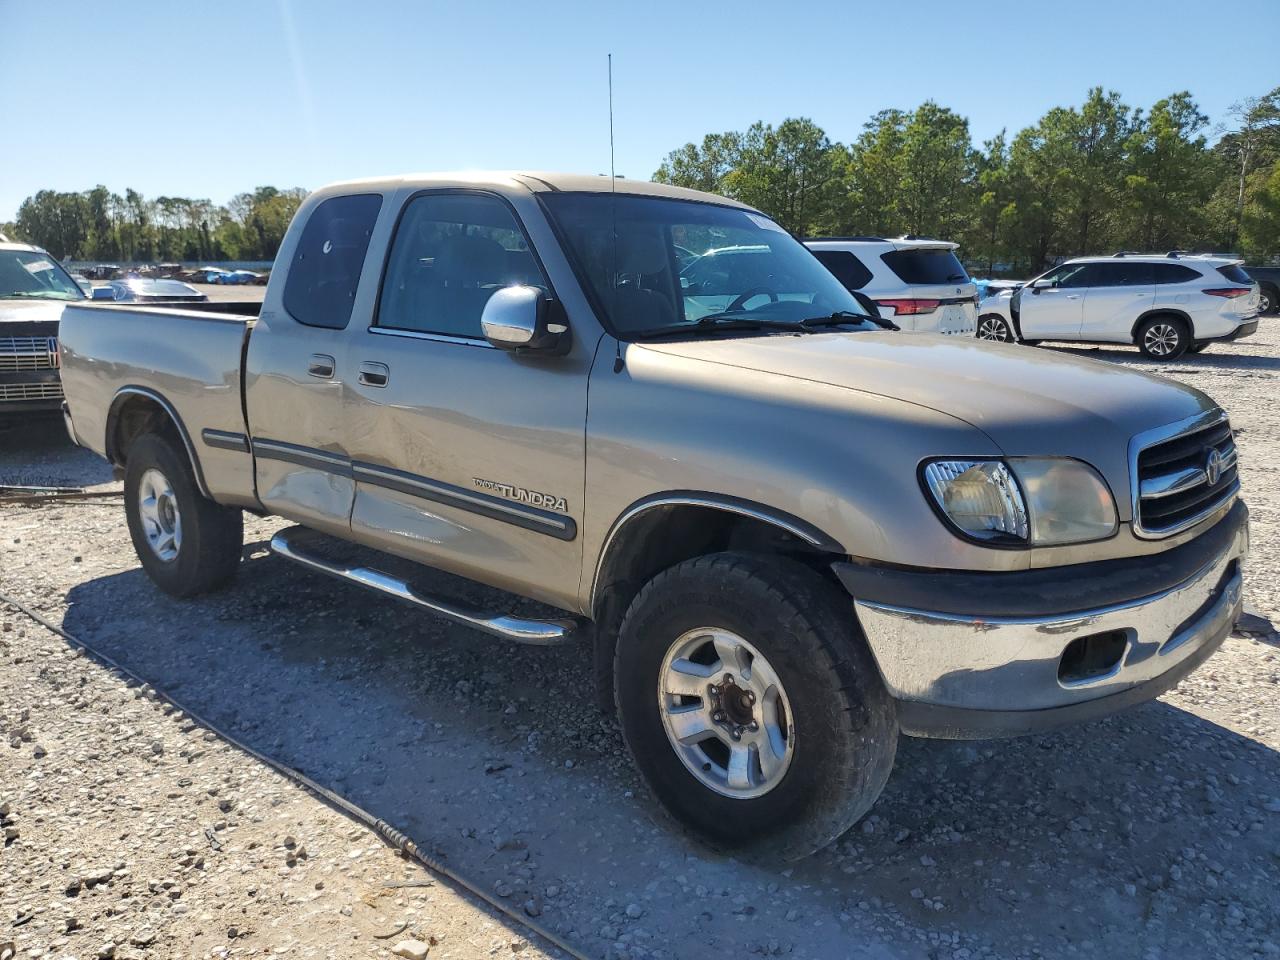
[1018,263,1096,338]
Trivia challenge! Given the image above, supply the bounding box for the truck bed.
[58,302,259,506]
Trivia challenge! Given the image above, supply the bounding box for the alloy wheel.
[137,467,182,562]
[1143,323,1181,357]
[977,316,1011,342]
[657,627,795,799]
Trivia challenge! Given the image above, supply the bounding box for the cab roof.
[307,171,756,210]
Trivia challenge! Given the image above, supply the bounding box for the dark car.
[1244,266,1280,315]
[104,278,209,303]
[0,241,85,420]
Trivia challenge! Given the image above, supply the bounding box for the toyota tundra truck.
[57,172,1249,859]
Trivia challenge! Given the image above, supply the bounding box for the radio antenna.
[609,53,624,373]
[608,53,616,187]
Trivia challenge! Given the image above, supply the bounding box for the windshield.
[540,192,876,337]
[0,249,85,301]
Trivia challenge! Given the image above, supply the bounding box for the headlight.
[922,458,1116,547]
[1012,458,1118,545]
[922,460,1028,544]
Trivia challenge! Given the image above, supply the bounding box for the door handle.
[1066,294,1080,300]
[307,354,335,378]
[358,361,390,388]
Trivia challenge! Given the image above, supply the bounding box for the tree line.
[2,186,307,263]
[654,85,1280,274]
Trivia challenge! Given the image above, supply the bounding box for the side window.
[1053,263,1097,288]
[283,194,382,329]
[377,193,546,338]
[1095,262,1154,286]
[1152,263,1201,284]
[812,250,873,290]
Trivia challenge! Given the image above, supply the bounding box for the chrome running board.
[269,528,582,646]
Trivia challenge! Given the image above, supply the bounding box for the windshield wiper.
[0,291,78,301]
[800,310,899,332]
[631,311,797,340]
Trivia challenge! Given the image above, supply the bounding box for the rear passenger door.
[1080,261,1155,341]
[244,192,384,537]
[340,190,589,611]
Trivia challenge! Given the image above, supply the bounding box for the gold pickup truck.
[58,172,1248,859]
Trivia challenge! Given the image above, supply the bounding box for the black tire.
[124,432,243,598]
[1259,285,1277,317]
[1136,315,1190,360]
[614,552,897,860]
[976,314,1014,342]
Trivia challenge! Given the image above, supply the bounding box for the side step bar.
[269,529,583,646]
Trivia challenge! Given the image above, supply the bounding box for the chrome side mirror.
[481,285,569,354]
[1030,278,1052,294]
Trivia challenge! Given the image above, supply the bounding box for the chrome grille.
[1133,414,1238,538]
[0,381,63,401]
[0,336,57,371]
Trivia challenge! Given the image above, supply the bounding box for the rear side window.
[1151,263,1201,285]
[376,193,546,339]
[1090,262,1154,286]
[812,250,873,290]
[1217,264,1252,284]
[880,248,969,285]
[283,194,382,329]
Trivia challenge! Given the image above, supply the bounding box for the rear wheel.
[1259,285,1276,316]
[124,433,243,597]
[1136,316,1189,360]
[977,314,1014,342]
[614,553,897,860]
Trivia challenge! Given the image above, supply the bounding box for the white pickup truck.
[58,172,1248,858]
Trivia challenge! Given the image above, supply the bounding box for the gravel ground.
[2,323,1279,960]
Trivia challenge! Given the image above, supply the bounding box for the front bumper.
[835,501,1248,739]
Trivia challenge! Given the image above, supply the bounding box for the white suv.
[977,253,1260,358]
[805,237,978,335]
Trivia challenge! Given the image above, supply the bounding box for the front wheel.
[124,433,243,597]
[614,553,897,860]
[1136,316,1190,360]
[977,314,1014,342]
[1259,286,1276,316]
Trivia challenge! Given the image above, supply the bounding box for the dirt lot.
[2,325,1279,960]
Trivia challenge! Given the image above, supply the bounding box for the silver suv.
[978,253,1260,358]
[805,236,978,336]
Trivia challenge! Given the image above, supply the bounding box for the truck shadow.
[0,417,116,487]
[60,548,1280,959]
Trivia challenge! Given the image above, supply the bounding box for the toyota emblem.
[1204,447,1223,486]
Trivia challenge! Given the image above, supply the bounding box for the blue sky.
[2,0,1276,220]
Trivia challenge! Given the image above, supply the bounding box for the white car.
[976,253,1260,358]
[805,237,978,335]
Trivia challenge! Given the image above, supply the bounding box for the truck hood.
[0,300,71,326]
[637,332,1217,502]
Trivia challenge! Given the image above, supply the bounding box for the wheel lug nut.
[713,712,724,722]
[749,721,758,731]
[746,692,755,704]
